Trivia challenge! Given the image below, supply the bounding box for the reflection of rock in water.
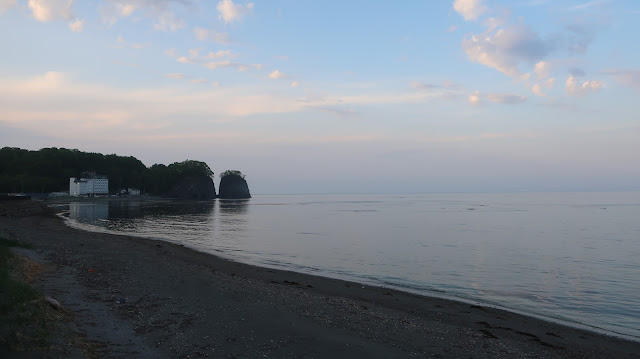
[218,200,249,215]
[69,202,109,225]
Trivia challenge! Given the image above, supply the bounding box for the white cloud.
[114,36,150,50]
[485,93,527,104]
[204,50,233,60]
[100,0,187,32]
[453,0,487,21]
[170,48,235,65]
[411,80,461,91]
[462,22,550,80]
[118,3,136,16]
[191,78,208,84]
[205,61,262,71]
[602,69,640,92]
[68,18,83,32]
[532,77,555,96]
[164,73,185,80]
[534,61,551,79]
[153,11,184,31]
[569,1,609,11]
[268,70,287,80]
[468,92,481,106]
[546,77,556,88]
[28,0,74,22]
[217,0,254,24]
[532,84,544,96]
[565,75,603,96]
[193,27,231,44]
[468,90,527,105]
[0,0,16,14]
[290,81,299,88]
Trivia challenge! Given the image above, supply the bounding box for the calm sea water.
[61,192,640,340]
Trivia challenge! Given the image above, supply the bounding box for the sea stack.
[218,170,251,199]
[165,175,217,200]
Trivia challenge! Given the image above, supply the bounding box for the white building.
[69,172,109,197]
[128,188,141,196]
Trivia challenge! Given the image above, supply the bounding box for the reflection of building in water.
[69,172,109,197]
[109,200,142,219]
[69,202,109,225]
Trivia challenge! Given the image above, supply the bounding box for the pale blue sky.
[1,0,639,194]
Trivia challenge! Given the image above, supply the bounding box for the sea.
[59,192,640,340]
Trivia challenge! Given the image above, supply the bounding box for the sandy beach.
[1,203,639,358]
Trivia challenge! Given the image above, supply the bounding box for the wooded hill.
[0,147,213,195]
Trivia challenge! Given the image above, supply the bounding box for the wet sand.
[1,206,638,358]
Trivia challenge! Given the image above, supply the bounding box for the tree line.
[0,147,213,195]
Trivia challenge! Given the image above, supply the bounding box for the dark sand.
[1,204,638,358]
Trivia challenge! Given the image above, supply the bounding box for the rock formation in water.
[165,175,217,200]
[218,171,251,199]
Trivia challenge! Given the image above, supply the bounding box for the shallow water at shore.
[59,192,640,339]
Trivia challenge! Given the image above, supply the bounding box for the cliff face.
[165,175,216,200]
[218,175,251,199]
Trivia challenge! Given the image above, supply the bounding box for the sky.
[1,0,639,194]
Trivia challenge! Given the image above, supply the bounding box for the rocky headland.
[218,171,251,199]
[164,175,217,200]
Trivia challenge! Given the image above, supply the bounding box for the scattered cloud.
[565,75,603,96]
[462,20,554,81]
[114,36,151,50]
[167,48,236,66]
[453,0,487,21]
[193,27,231,44]
[468,91,481,106]
[204,61,262,72]
[447,25,457,32]
[164,73,185,80]
[486,93,527,104]
[307,105,359,119]
[565,22,598,54]
[268,70,287,80]
[290,81,299,88]
[217,0,254,24]
[100,0,189,32]
[534,61,551,79]
[532,84,544,96]
[568,1,610,11]
[0,0,16,14]
[153,11,185,31]
[569,67,586,77]
[411,80,461,91]
[68,18,83,32]
[468,91,527,105]
[28,0,74,22]
[457,0,605,94]
[601,69,640,91]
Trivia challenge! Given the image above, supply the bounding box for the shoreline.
[64,212,637,343]
[58,200,639,342]
[1,208,639,357]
